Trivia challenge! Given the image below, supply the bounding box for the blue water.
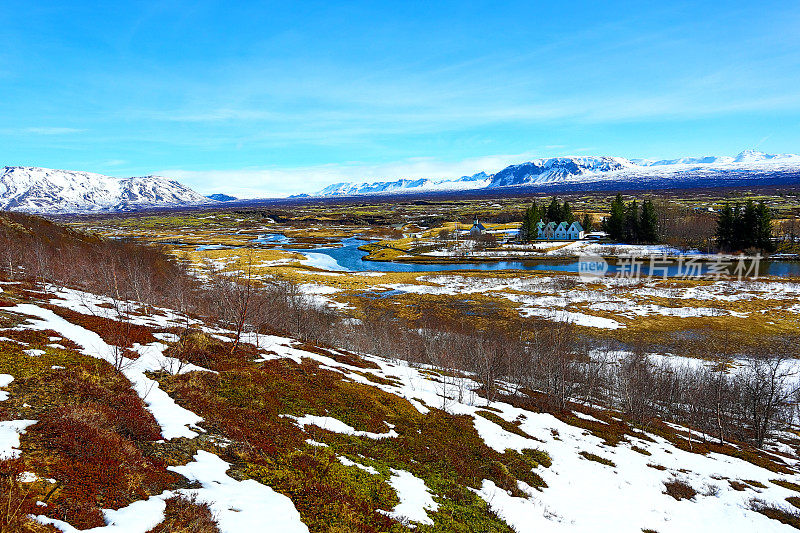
[275,236,800,278]
[196,244,233,251]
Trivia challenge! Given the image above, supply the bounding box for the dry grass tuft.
[663,478,697,501]
[750,498,800,529]
[146,495,219,533]
[579,451,616,467]
[0,459,43,532]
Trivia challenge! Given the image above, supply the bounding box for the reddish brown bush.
[663,478,697,501]
[30,404,177,528]
[146,495,219,533]
[45,306,156,348]
[0,329,80,351]
[49,365,163,442]
[0,459,39,532]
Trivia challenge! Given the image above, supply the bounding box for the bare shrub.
[147,494,219,533]
[4,212,799,449]
[0,459,38,532]
[663,478,697,501]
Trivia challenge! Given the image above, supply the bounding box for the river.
[273,236,800,278]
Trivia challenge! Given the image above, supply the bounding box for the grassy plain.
[67,190,800,359]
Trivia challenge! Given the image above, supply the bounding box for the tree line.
[601,194,660,244]
[715,199,774,253]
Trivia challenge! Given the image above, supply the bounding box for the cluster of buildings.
[468,218,586,241]
[536,220,585,240]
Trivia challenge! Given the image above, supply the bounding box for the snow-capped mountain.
[309,150,800,197]
[0,166,214,213]
[487,156,631,187]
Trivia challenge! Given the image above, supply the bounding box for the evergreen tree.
[520,200,545,242]
[561,201,575,224]
[755,201,774,252]
[716,200,774,253]
[603,194,626,241]
[520,206,532,242]
[731,203,744,250]
[529,200,542,232]
[741,200,759,250]
[546,198,561,223]
[582,213,593,233]
[639,200,659,243]
[624,199,640,243]
[715,203,735,251]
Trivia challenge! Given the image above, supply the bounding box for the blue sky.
[1,1,799,197]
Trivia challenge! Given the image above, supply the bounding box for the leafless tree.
[736,355,800,447]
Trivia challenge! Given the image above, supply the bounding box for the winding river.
[275,236,800,278]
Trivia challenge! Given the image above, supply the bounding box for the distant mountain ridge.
[308,150,800,197]
[5,150,799,213]
[0,166,214,213]
[206,193,237,202]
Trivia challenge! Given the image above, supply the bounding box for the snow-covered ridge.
[0,166,215,213]
[309,150,800,197]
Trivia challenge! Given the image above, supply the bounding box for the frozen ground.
[355,274,800,329]
[2,284,800,531]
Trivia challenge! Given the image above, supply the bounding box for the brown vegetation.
[663,478,697,501]
[146,495,219,533]
[2,211,799,453]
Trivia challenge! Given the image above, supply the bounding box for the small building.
[554,222,569,240]
[469,219,486,237]
[567,221,584,240]
[539,221,557,240]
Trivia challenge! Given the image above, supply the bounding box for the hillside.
[3,213,800,532]
[0,166,214,213]
[3,280,800,532]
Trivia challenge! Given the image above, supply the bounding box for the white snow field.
[288,414,399,439]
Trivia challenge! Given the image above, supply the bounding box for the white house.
[554,222,569,240]
[567,221,584,240]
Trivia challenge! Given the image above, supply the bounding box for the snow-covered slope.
[310,151,800,197]
[5,282,800,532]
[0,166,214,213]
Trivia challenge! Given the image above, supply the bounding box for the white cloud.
[160,152,538,198]
[0,127,86,136]
[22,127,85,135]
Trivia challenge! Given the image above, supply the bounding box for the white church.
[536,220,584,240]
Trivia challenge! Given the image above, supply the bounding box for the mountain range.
[309,150,800,197]
[2,150,800,213]
[0,166,214,213]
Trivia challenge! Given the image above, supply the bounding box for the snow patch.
[381,469,439,526]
